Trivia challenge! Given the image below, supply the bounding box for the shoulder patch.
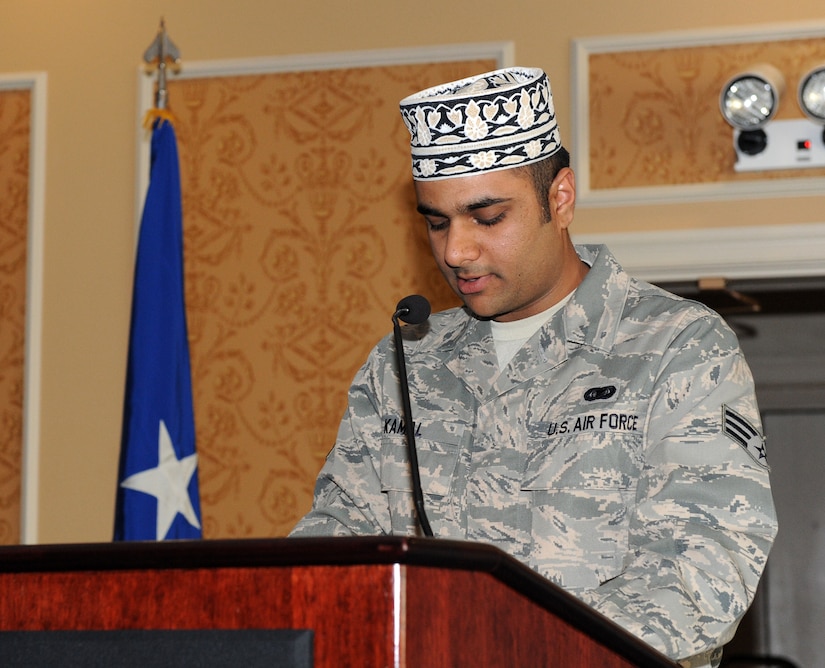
[723,405,768,468]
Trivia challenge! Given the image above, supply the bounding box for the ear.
[549,167,576,230]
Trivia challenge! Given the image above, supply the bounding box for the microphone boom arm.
[392,297,434,538]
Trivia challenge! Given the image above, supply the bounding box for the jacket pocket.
[521,428,641,590]
[380,419,464,495]
[379,421,464,534]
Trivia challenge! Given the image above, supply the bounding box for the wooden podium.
[0,536,676,667]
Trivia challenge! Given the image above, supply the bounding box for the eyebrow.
[416,196,511,218]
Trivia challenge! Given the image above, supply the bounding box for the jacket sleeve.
[289,340,392,537]
[579,312,778,664]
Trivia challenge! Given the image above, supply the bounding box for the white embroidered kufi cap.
[399,67,562,181]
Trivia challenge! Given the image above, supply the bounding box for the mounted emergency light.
[720,63,785,132]
[720,63,825,172]
[798,63,825,124]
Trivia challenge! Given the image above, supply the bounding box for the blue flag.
[114,118,202,541]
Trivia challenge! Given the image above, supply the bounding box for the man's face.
[414,167,583,322]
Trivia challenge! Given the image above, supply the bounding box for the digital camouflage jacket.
[291,244,778,667]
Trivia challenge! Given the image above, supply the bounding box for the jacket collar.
[438,245,630,402]
[563,244,630,354]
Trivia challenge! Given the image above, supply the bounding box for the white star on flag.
[120,419,201,540]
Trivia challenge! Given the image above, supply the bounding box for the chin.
[462,301,497,321]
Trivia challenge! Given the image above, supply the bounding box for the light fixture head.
[719,63,785,130]
[798,64,825,124]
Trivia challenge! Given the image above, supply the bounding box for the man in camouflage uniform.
[290,68,777,667]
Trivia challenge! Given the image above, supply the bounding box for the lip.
[456,274,492,295]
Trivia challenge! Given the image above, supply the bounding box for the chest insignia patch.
[583,385,617,402]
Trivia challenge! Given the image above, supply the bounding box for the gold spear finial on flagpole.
[142,18,181,126]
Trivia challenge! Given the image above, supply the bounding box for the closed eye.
[425,217,449,232]
[474,211,505,226]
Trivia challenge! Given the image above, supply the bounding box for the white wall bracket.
[733,118,825,172]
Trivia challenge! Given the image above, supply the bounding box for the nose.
[443,221,481,268]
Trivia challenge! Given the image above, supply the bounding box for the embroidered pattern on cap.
[399,67,562,181]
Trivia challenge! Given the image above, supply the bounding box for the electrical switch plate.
[733,118,825,172]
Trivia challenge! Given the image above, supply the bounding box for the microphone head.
[395,294,431,325]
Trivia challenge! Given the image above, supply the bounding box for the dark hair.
[516,147,570,222]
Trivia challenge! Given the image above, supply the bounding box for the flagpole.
[114,22,202,542]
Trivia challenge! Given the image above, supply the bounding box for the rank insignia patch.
[723,405,768,467]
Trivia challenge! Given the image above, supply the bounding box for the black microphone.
[391,294,433,537]
[394,294,431,325]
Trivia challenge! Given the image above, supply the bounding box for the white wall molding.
[163,41,515,78]
[573,222,825,282]
[1,72,48,544]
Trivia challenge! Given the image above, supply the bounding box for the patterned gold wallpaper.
[588,37,825,189]
[167,60,493,538]
[6,35,824,543]
[0,88,29,545]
